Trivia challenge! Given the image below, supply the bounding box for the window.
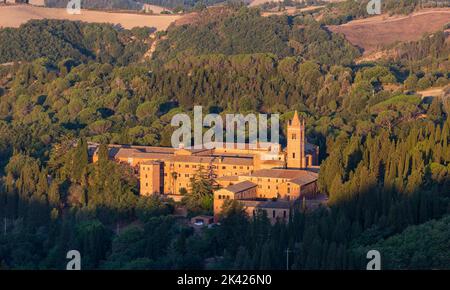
[292,134,296,140]
[272,210,275,218]
[283,211,287,218]
[145,183,148,187]
[185,165,189,168]
[292,153,296,159]
[222,166,226,170]
[145,174,148,178]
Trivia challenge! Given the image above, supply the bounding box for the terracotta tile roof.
[216,157,254,166]
[258,200,292,209]
[170,155,214,163]
[111,146,254,166]
[142,160,163,165]
[216,175,240,181]
[239,200,262,207]
[240,199,292,209]
[174,148,213,155]
[224,181,257,193]
[114,148,173,160]
[169,155,253,166]
[90,143,316,170]
[211,142,280,151]
[259,159,285,165]
[212,152,255,158]
[108,144,176,154]
[111,148,137,158]
[289,174,318,186]
[249,169,318,185]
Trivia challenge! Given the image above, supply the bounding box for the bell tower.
[286,111,306,169]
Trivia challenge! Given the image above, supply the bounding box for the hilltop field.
[0,4,181,30]
[328,8,450,54]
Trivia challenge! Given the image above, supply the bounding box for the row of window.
[141,162,256,172]
[169,164,251,170]
[145,178,291,194]
[252,209,287,219]
[251,177,288,183]
[142,166,159,171]
[143,163,252,174]
[255,185,290,193]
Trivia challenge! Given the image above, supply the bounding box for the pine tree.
[233,246,250,270]
[72,138,88,183]
[259,242,272,270]
[185,167,215,213]
[48,181,60,208]
[36,169,48,197]
[98,143,109,165]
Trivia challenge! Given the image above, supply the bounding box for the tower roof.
[290,110,301,126]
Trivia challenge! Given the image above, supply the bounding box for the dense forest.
[0,20,154,65]
[0,4,449,269]
[153,7,360,65]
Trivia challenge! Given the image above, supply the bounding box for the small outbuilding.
[190,215,214,227]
